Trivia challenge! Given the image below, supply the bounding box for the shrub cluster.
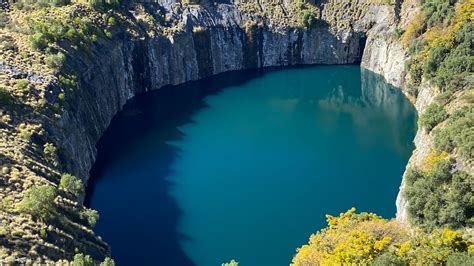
[292,208,474,265]
[433,105,473,158]
[59,173,84,200]
[418,103,448,131]
[17,185,57,221]
[404,159,473,230]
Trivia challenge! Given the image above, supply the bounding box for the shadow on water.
[84,68,273,265]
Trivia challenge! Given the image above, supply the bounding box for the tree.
[17,185,57,221]
[80,208,99,228]
[418,104,448,131]
[100,257,115,266]
[71,253,94,266]
[59,173,84,200]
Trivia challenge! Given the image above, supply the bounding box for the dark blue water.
[86,66,416,266]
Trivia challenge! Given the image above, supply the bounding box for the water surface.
[86,66,416,266]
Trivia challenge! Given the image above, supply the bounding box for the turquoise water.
[86,66,416,266]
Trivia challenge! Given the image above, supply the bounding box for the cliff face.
[360,0,441,224]
[58,1,372,182]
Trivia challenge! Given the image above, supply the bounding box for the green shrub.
[39,228,47,239]
[17,185,57,221]
[71,253,94,266]
[80,208,99,228]
[59,74,77,89]
[446,252,474,266]
[100,258,115,266]
[46,52,66,68]
[71,254,115,266]
[14,79,29,91]
[59,173,84,199]
[370,253,407,266]
[418,104,448,131]
[299,9,318,28]
[421,0,456,27]
[43,143,57,158]
[404,159,473,230]
[0,87,14,107]
[222,260,238,266]
[433,105,474,157]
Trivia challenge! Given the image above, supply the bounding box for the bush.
[433,105,473,157]
[0,87,14,107]
[370,253,406,266]
[100,258,115,266]
[222,260,238,266]
[404,159,473,230]
[43,143,57,159]
[292,209,473,265]
[71,253,94,266]
[418,104,448,131]
[71,254,115,266]
[14,79,29,91]
[59,173,84,199]
[17,185,57,221]
[80,208,99,228]
[45,52,66,69]
[299,9,318,28]
[446,252,474,266]
[401,12,425,47]
[421,0,456,28]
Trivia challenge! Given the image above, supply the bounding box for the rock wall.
[360,0,438,223]
[57,3,371,182]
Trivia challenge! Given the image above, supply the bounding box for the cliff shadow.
[84,68,268,265]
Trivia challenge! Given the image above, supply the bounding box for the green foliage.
[59,74,77,89]
[222,259,238,266]
[421,0,456,27]
[0,11,9,28]
[43,143,57,159]
[80,208,99,228]
[0,87,14,108]
[16,0,71,9]
[88,0,121,10]
[28,14,99,52]
[17,185,57,221]
[45,52,66,69]
[292,209,473,266]
[394,26,405,39]
[423,22,473,89]
[39,228,47,239]
[59,173,84,199]
[404,159,473,230]
[99,258,115,266]
[107,16,116,26]
[418,103,448,131]
[433,105,474,157]
[299,9,318,28]
[71,253,94,266]
[71,254,114,266]
[14,79,29,91]
[370,253,407,266]
[294,0,319,28]
[446,252,474,266]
